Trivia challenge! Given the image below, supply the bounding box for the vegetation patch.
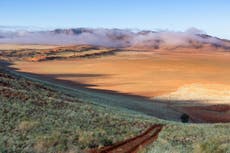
[0,69,153,152]
[0,69,230,153]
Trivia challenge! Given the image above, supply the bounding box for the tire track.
[87,124,163,153]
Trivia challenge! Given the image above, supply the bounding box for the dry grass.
[17,121,39,131]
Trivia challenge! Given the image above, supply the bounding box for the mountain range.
[0,27,230,50]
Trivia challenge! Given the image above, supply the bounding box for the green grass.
[0,69,155,152]
[0,68,230,153]
[146,123,230,153]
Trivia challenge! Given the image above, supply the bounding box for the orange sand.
[12,51,230,102]
[0,44,59,50]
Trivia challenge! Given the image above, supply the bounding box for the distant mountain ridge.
[0,27,230,50]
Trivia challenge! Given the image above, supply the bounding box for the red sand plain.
[12,50,230,122]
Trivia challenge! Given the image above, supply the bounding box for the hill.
[0,28,230,152]
[0,63,230,153]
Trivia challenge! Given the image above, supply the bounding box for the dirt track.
[87,124,163,153]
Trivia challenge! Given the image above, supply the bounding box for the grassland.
[1,67,230,153]
[0,45,230,152]
[0,68,155,152]
[0,45,117,62]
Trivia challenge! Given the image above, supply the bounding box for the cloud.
[186,27,205,34]
[0,27,224,48]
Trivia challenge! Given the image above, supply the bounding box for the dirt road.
[87,124,163,153]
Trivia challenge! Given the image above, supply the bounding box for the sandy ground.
[154,83,230,104]
[13,51,230,102]
[0,44,59,50]
[9,50,230,122]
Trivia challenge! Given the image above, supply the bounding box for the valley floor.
[0,45,230,152]
[11,50,230,123]
[0,65,230,153]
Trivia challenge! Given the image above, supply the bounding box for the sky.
[1,0,229,39]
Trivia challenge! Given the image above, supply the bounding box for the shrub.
[180,113,189,123]
[100,138,113,146]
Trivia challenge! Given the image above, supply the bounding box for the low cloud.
[0,27,224,48]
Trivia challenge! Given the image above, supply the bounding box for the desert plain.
[9,47,230,123]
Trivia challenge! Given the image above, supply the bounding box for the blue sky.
[1,0,229,39]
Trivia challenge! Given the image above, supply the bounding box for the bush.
[180,113,189,123]
[100,138,113,146]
